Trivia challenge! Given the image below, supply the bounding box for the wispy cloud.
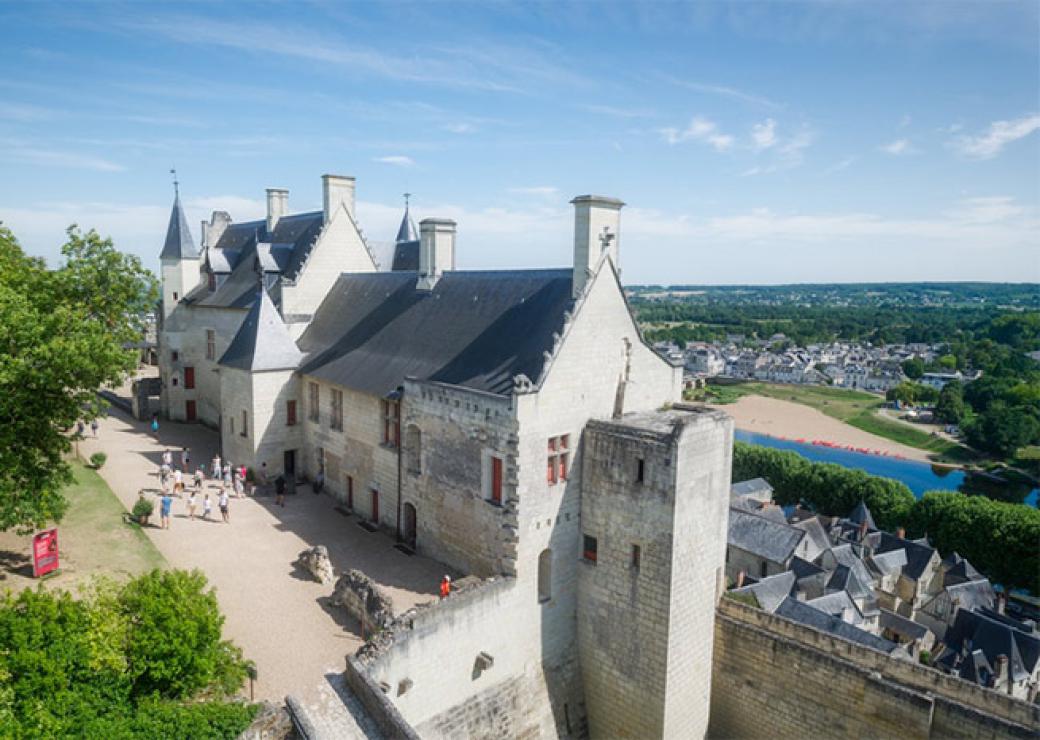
[751,118,777,150]
[578,103,655,119]
[664,77,782,109]
[373,155,415,167]
[822,156,857,175]
[950,114,1040,159]
[660,116,734,151]
[1,143,125,172]
[0,102,56,122]
[442,122,476,134]
[879,138,917,155]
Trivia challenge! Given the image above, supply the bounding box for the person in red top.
[439,575,451,598]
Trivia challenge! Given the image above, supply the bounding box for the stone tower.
[159,183,201,319]
[577,406,732,739]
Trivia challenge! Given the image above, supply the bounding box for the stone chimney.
[735,570,745,589]
[266,188,288,233]
[997,592,1006,615]
[417,218,456,291]
[208,211,231,248]
[994,654,1009,692]
[571,195,624,298]
[322,174,355,224]
[200,220,209,249]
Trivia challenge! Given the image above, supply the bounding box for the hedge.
[733,441,1039,593]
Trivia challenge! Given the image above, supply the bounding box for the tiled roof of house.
[218,287,303,372]
[160,196,199,260]
[728,509,805,565]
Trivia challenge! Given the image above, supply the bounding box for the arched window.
[405,425,421,474]
[538,549,552,603]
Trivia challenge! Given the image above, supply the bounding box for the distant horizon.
[1,1,1037,283]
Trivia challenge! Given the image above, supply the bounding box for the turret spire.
[395,193,419,244]
[160,171,198,261]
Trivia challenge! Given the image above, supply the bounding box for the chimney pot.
[266,188,288,233]
[417,218,456,291]
[322,174,355,224]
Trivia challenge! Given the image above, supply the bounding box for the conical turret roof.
[160,195,199,260]
[395,203,418,244]
[218,286,303,372]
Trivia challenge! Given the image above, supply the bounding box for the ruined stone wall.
[578,409,731,739]
[400,380,519,577]
[710,598,1039,738]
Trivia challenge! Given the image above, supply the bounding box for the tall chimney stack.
[571,195,624,298]
[417,218,456,291]
[322,174,356,224]
[266,188,288,233]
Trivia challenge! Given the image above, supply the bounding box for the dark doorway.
[371,489,379,523]
[185,400,196,421]
[284,450,296,481]
[403,503,417,548]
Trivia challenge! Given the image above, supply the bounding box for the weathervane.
[403,192,412,209]
[169,168,179,198]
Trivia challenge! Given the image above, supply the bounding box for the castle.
[158,174,733,737]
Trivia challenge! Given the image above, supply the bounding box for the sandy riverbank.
[709,395,935,464]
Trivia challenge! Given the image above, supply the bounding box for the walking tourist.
[202,493,212,520]
[275,474,286,507]
[211,454,222,479]
[194,467,203,490]
[90,419,99,437]
[181,447,190,469]
[440,575,452,598]
[162,448,173,467]
[187,490,196,520]
[77,421,85,437]
[173,468,183,492]
[150,414,159,436]
[160,492,172,529]
[219,489,230,523]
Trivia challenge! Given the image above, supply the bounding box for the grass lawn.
[0,461,166,593]
[737,382,976,463]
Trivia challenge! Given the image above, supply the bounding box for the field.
[0,461,166,593]
[703,382,975,463]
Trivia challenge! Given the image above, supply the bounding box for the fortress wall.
[710,598,1038,739]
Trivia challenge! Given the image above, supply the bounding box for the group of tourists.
[156,448,244,528]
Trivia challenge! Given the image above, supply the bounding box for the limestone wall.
[709,598,1039,738]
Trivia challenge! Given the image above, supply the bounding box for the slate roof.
[728,509,805,565]
[868,548,908,578]
[945,580,996,612]
[940,608,1039,683]
[160,196,199,260]
[732,571,795,613]
[880,607,929,641]
[395,205,418,243]
[806,590,864,624]
[820,544,875,592]
[391,240,420,271]
[793,516,831,556]
[944,555,984,586]
[775,597,901,654]
[847,501,877,532]
[875,532,936,581]
[731,477,773,498]
[218,287,303,372]
[297,269,575,397]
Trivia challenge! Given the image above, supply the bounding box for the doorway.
[370,489,379,523]
[185,400,196,421]
[284,450,296,482]
[403,503,417,548]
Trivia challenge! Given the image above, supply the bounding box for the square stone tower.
[577,405,732,739]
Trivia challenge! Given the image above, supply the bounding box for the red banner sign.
[32,529,59,578]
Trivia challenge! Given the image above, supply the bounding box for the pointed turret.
[395,194,418,244]
[219,287,303,372]
[160,194,199,260]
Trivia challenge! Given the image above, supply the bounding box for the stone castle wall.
[709,598,1038,739]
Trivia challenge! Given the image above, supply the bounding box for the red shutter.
[347,476,354,509]
[491,457,503,504]
[371,490,379,522]
[185,400,196,421]
[184,367,195,389]
[287,400,296,426]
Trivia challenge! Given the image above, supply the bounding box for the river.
[735,430,1039,507]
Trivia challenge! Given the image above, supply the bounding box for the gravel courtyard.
[77,403,448,707]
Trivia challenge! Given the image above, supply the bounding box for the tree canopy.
[0,225,157,532]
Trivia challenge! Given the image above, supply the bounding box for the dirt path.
[77,406,447,705]
[711,394,933,463]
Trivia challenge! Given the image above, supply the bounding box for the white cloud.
[751,118,777,150]
[373,155,415,167]
[665,77,782,109]
[660,116,734,151]
[879,138,916,155]
[578,103,655,119]
[1,145,125,172]
[943,196,1025,224]
[951,114,1040,159]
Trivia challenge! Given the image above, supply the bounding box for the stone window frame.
[404,424,422,475]
[308,382,320,423]
[582,534,598,563]
[482,450,505,506]
[330,389,344,432]
[205,329,216,360]
[547,434,570,485]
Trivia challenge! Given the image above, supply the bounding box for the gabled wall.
[280,205,377,319]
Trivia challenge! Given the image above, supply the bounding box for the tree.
[0,225,156,532]
[901,357,925,379]
[935,380,965,425]
[965,401,1040,458]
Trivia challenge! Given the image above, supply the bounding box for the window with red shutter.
[184,367,195,389]
[286,400,297,426]
[491,457,503,504]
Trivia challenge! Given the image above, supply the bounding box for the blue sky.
[1,1,1037,284]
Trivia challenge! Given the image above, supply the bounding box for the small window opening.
[631,544,641,570]
[636,458,645,483]
[582,535,598,563]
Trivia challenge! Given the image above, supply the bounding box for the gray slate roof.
[297,269,575,397]
[160,196,199,260]
[875,532,936,581]
[732,571,795,612]
[775,597,901,654]
[391,240,420,271]
[847,501,877,532]
[218,288,303,372]
[940,608,1039,683]
[731,477,773,498]
[395,206,418,243]
[879,608,929,641]
[728,509,805,565]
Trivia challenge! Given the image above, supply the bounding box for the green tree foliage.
[964,401,1040,458]
[934,380,966,425]
[901,357,924,379]
[907,492,1040,594]
[0,570,254,737]
[0,225,157,532]
[732,442,915,530]
[733,442,1040,591]
[885,382,938,405]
